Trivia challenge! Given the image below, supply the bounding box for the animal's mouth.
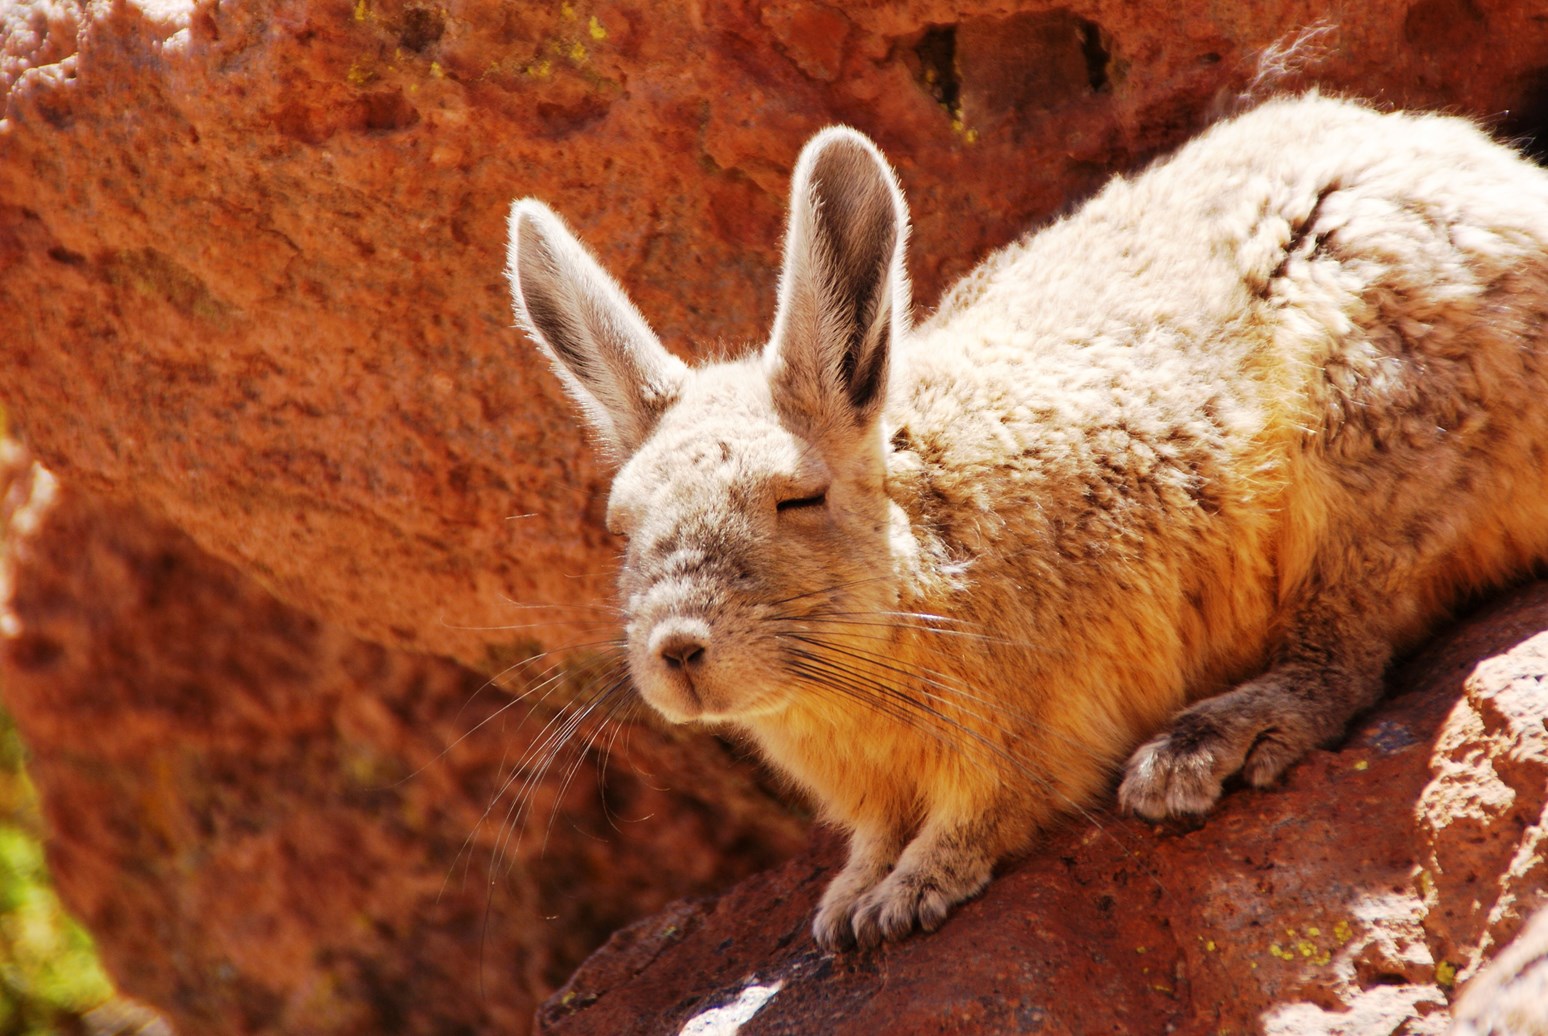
[674,670,704,713]
[633,672,702,724]
[630,644,793,725]
[636,672,784,725]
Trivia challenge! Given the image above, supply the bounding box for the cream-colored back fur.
[506,94,1548,950]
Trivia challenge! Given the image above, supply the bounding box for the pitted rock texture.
[1451,907,1548,1036]
[0,448,805,1034]
[5,0,1548,665]
[538,583,1548,1036]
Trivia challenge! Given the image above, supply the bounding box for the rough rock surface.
[538,583,1548,1036]
[5,0,1548,665]
[1450,907,1548,1036]
[0,448,806,1034]
[4,1,1548,1034]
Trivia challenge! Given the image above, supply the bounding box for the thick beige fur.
[506,94,1548,950]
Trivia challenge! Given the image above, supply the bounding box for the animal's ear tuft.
[765,127,911,438]
[507,199,687,459]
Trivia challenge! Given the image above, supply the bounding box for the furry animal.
[505,94,1548,950]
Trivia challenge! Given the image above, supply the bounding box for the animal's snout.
[650,618,711,672]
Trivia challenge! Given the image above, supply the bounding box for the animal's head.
[507,127,913,725]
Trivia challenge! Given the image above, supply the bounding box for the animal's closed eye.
[777,491,828,513]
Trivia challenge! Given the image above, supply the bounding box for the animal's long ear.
[765,127,910,438]
[507,199,687,458]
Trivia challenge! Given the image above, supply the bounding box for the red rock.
[1451,907,1548,1036]
[538,583,1548,1035]
[5,0,1548,665]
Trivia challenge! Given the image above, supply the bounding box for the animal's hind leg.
[1118,591,1393,820]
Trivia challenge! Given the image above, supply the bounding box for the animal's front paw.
[812,882,866,952]
[847,859,988,949]
[849,870,951,948]
[1118,691,1316,820]
[813,821,997,950]
[812,849,893,951]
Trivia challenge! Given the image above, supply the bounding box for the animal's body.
[506,93,1548,950]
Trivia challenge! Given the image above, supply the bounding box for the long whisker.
[490,660,631,825]
[540,686,638,853]
[472,664,631,998]
[437,616,621,634]
[453,655,626,842]
[778,632,1123,836]
[766,573,899,609]
[779,610,1079,659]
[495,594,624,614]
[593,699,638,832]
[398,637,629,791]
[782,632,1067,751]
[442,651,630,905]
[488,663,633,870]
[782,646,1056,793]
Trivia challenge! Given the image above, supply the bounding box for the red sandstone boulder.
[5,0,1548,665]
[538,584,1548,1035]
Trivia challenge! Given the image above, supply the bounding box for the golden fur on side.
[506,94,1548,950]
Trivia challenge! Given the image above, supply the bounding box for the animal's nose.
[658,633,706,670]
[649,618,712,672]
